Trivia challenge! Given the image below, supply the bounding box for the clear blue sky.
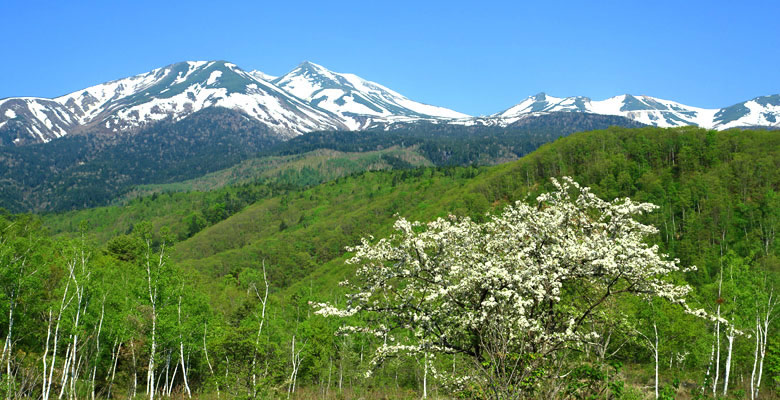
[2,0,779,116]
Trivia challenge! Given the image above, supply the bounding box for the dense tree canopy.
[0,126,776,399]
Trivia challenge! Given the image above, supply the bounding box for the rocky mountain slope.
[481,92,780,130]
[272,61,468,130]
[1,61,778,146]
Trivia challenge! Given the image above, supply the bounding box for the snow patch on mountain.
[206,70,223,85]
[713,96,780,130]
[0,97,78,143]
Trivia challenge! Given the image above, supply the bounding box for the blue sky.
[2,0,779,116]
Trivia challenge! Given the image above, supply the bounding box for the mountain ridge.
[484,92,780,130]
[272,61,469,130]
[1,60,779,146]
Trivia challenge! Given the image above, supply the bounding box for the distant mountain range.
[1,60,778,145]
[481,93,780,131]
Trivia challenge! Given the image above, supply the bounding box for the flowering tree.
[313,177,702,398]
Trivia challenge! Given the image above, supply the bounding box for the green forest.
[0,109,640,213]
[1,126,778,399]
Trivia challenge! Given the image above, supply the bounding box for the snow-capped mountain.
[489,93,780,130]
[1,60,779,146]
[0,61,351,144]
[0,60,470,145]
[55,61,348,137]
[272,61,469,130]
[711,95,780,130]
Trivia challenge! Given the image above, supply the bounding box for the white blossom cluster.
[314,177,697,383]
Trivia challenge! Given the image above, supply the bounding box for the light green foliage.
[124,147,431,198]
[0,126,773,398]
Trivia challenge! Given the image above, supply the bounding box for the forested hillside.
[1,126,778,399]
[0,108,643,212]
[0,108,281,211]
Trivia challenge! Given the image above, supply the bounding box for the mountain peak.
[272,63,468,129]
[296,60,327,72]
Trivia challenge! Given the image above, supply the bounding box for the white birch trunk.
[723,326,734,395]
[107,340,121,399]
[155,355,166,396]
[287,335,305,399]
[145,237,163,400]
[91,301,105,400]
[168,354,179,397]
[60,245,88,400]
[4,301,12,400]
[288,336,296,399]
[702,341,714,395]
[339,352,343,392]
[159,352,173,396]
[43,275,71,400]
[42,310,52,400]
[755,292,774,400]
[1,293,14,381]
[224,355,229,393]
[636,315,661,400]
[131,340,138,399]
[177,296,192,398]
[203,323,219,398]
[70,241,89,399]
[72,352,84,400]
[713,267,722,396]
[179,341,190,397]
[251,261,269,397]
[751,315,760,400]
[147,300,156,400]
[653,321,659,400]
[58,342,72,400]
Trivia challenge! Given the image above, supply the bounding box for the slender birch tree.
[0,216,43,399]
[137,223,171,400]
[249,261,269,398]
